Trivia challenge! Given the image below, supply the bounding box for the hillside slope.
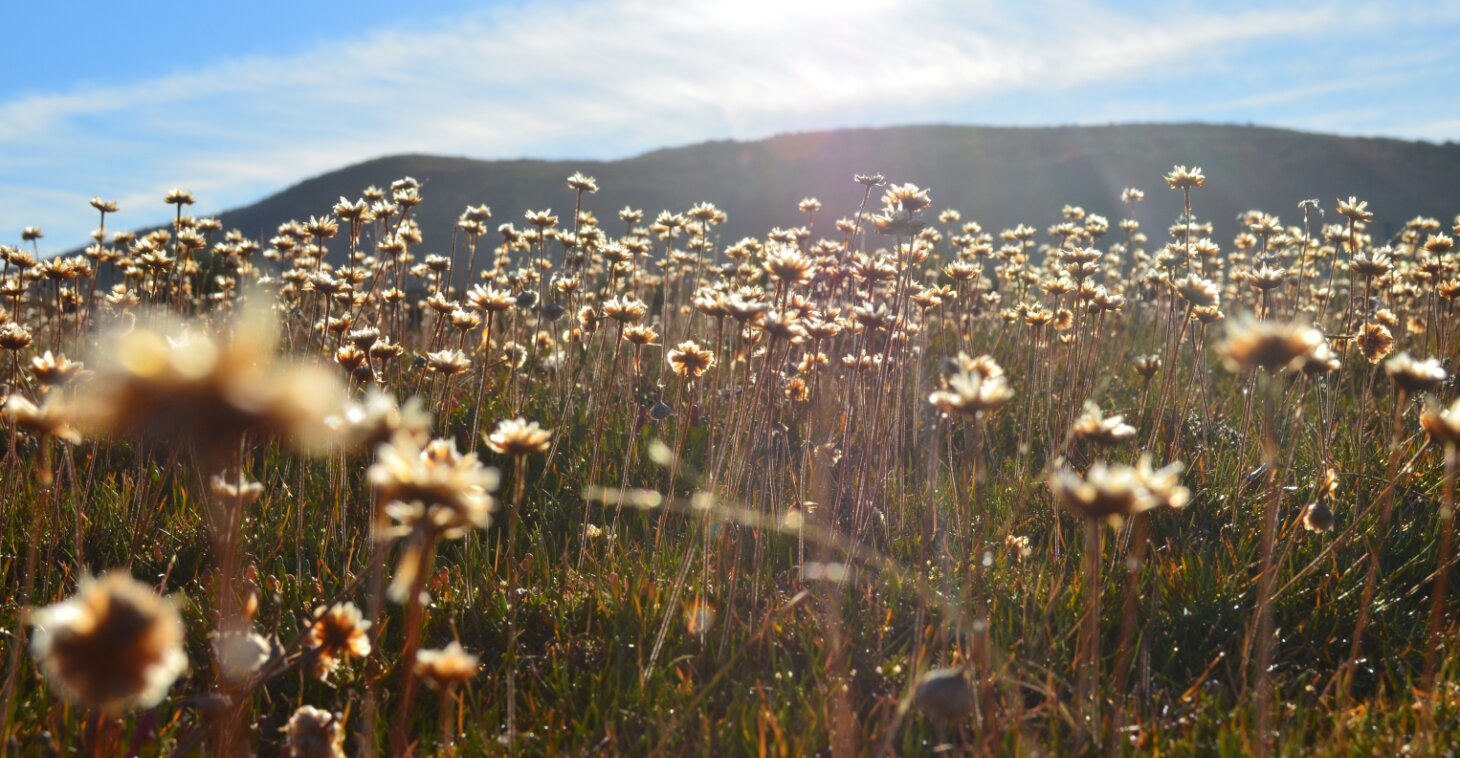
[208,123,1460,259]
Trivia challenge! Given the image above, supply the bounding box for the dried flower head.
[29,573,187,712]
[413,641,480,690]
[486,417,553,457]
[1049,456,1188,526]
[371,433,500,537]
[1421,399,1460,446]
[212,629,272,683]
[1073,402,1136,446]
[929,355,1013,418]
[80,308,345,455]
[912,667,972,722]
[1384,353,1446,394]
[1357,323,1395,364]
[1219,316,1324,373]
[307,602,371,678]
[667,340,716,378]
[1165,165,1206,190]
[285,705,345,758]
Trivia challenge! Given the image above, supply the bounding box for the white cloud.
[0,0,1349,248]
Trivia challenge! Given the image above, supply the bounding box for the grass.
[0,172,1457,755]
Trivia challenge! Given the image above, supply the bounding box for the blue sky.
[4,0,1459,249]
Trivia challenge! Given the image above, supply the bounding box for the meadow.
[0,166,1457,756]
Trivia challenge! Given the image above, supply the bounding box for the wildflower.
[486,417,553,457]
[0,322,33,351]
[307,602,371,678]
[667,340,716,378]
[1173,274,1220,308]
[4,394,81,443]
[566,172,599,194]
[1164,165,1206,190]
[1336,196,1373,223]
[1218,316,1324,373]
[1132,354,1162,380]
[929,355,1013,418]
[414,641,480,690]
[1073,402,1136,446]
[1421,399,1460,445]
[1135,455,1191,510]
[371,434,499,537]
[79,309,345,455]
[212,629,272,683]
[1049,462,1147,524]
[285,705,345,758]
[1303,502,1336,533]
[29,573,188,711]
[622,324,658,347]
[763,245,816,287]
[1384,353,1446,394]
[1357,323,1395,364]
[424,349,471,377]
[602,295,647,323]
[1049,456,1187,526]
[208,474,264,507]
[30,351,85,387]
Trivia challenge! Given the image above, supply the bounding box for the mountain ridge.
[123,123,1460,261]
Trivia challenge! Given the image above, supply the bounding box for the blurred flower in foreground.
[30,572,187,712]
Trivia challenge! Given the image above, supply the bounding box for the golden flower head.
[413,641,480,690]
[1164,165,1206,190]
[307,602,371,678]
[486,417,553,457]
[80,306,345,455]
[371,433,500,537]
[667,340,716,379]
[4,393,81,444]
[1357,323,1395,364]
[929,355,1013,418]
[1218,316,1324,373]
[1049,456,1188,526]
[1384,352,1446,394]
[1073,402,1136,446]
[30,572,187,712]
[1421,399,1460,446]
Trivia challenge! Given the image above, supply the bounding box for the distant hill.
[193,123,1460,263]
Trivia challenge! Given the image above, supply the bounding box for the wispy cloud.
[0,0,1413,248]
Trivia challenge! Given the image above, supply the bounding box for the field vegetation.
[1,167,1458,755]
